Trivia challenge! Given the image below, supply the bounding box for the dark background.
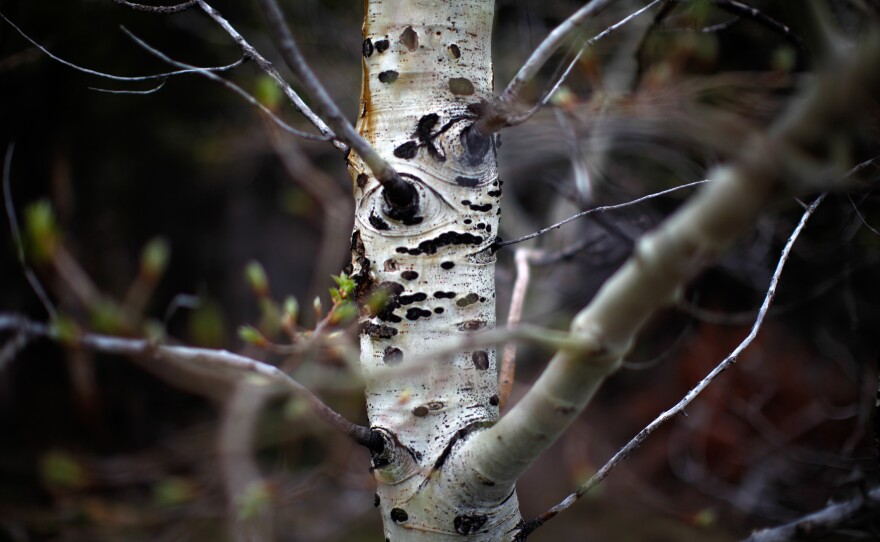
[1,1,879,540]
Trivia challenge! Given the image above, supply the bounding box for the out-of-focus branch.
[3,143,57,320]
[476,0,664,133]
[467,32,880,540]
[526,193,824,534]
[498,249,534,410]
[741,486,880,542]
[0,313,379,450]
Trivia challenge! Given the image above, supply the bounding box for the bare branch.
[499,249,534,410]
[0,11,243,83]
[195,0,343,150]
[254,0,402,188]
[741,486,880,542]
[523,194,825,535]
[89,79,168,95]
[119,28,331,142]
[470,33,880,538]
[849,195,880,237]
[478,0,663,131]
[0,313,378,449]
[2,143,57,320]
[529,0,665,120]
[711,0,808,53]
[111,0,197,14]
[497,179,710,248]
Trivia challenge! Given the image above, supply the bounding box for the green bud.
[141,237,170,281]
[40,451,87,490]
[331,272,356,299]
[313,296,323,319]
[245,261,269,297]
[50,315,80,345]
[238,481,273,520]
[24,200,58,263]
[90,299,127,334]
[153,477,198,507]
[258,298,281,338]
[238,325,266,347]
[329,301,356,325]
[254,75,282,111]
[283,297,299,321]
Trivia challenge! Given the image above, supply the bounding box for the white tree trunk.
[347,0,520,539]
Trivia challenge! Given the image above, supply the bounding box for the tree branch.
[476,0,664,133]
[0,313,379,450]
[741,486,880,542]
[119,28,330,142]
[3,143,57,320]
[497,179,710,248]
[499,249,534,410]
[525,193,825,535]
[0,11,244,83]
[462,31,880,534]
[111,0,197,14]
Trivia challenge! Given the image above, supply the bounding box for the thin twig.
[500,0,614,106]
[497,179,710,248]
[709,0,808,53]
[499,249,534,410]
[119,27,330,142]
[532,0,665,117]
[195,0,342,150]
[524,193,825,531]
[0,313,378,449]
[111,0,197,14]
[254,0,400,186]
[2,143,57,320]
[0,11,243,82]
[848,195,880,237]
[740,486,880,542]
[89,80,168,95]
[488,0,664,130]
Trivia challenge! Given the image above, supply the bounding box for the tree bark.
[348,1,517,539]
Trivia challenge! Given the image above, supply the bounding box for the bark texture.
[347,1,518,539]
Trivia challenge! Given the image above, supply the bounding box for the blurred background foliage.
[0,0,879,541]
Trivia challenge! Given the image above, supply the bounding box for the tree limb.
[526,193,825,534]
[0,313,380,450]
[741,486,880,542]
[463,31,880,534]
